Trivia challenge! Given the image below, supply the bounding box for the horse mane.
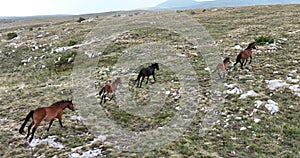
[52,100,72,106]
[245,42,255,50]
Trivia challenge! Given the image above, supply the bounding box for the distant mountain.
[156,0,300,10]
[157,0,199,9]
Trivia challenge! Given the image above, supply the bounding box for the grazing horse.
[214,57,230,79]
[135,63,159,88]
[234,42,256,69]
[19,100,74,143]
[99,77,121,104]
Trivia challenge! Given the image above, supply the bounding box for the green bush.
[67,40,77,46]
[7,32,18,40]
[77,17,85,23]
[255,36,274,45]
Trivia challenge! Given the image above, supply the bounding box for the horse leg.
[244,59,248,66]
[101,94,107,104]
[26,121,34,139]
[47,120,54,131]
[218,72,222,79]
[136,79,139,87]
[241,59,245,70]
[146,76,149,84]
[29,119,42,142]
[109,93,114,101]
[249,56,252,64]
[58,113,64,128]
[103,94,107,104]
[140,76,145,88]
[100,95,104,104]
[29,127,37,143]
[153,74,156,82]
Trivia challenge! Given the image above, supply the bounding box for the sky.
[0,0,168,17]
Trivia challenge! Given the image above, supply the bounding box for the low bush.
[7,32,17,40]
[255,36,274,45]
[67,40,77,46]
[77,17,85,23]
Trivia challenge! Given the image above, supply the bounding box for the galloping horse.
[99,77,121,104]
[214,57,230,79]
[135,63,159,88]
[234,42,256,69]
[19,100,74,142]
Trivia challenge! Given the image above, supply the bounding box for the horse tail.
[99,86,105,97]
[19,110,34,134]
[234,53,242,66]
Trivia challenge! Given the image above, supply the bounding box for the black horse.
[135,63,159,88]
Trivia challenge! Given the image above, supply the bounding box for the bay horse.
[99,77,121,104]
[19,100,74,143]
[214,57,230,79]
[234,42,256,69]
[135,63,159,88]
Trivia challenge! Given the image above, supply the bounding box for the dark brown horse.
[19,100,74,142]
[234,42,256,69]
[135,63,159,88]
[99,77,121,104]
[214,57,230,79]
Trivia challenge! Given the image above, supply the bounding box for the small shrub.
[7,32,17,40]
[77,17,85,23]
[29,28,33,31]
[67,40,77,46]
[255,36,274,45]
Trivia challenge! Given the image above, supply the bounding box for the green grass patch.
[254,36,274,45]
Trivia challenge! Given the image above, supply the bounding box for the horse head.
[223,57,230,63]
[249,42,257,49]
[152,63,159,70]
[114,77,121,84]
[67,100,75,111]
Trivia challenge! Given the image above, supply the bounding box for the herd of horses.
[19,42,256,142]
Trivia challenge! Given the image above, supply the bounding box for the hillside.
[0,4,299,157]
[156,0,300,9]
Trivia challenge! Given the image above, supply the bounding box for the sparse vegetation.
[0,4,299,158]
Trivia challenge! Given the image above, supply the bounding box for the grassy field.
[0,4,299,157]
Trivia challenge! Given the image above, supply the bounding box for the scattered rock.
[240,126,247,131]
[254,118,261,123]
[254,100,263,108]
[265,79,289,90]
[239,90,259,99]
[264,100,279,114]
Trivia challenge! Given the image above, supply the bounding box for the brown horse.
[99,77,121,104]
[19,100,74,143]
[214,57,230,79]
[234,42,256,69]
